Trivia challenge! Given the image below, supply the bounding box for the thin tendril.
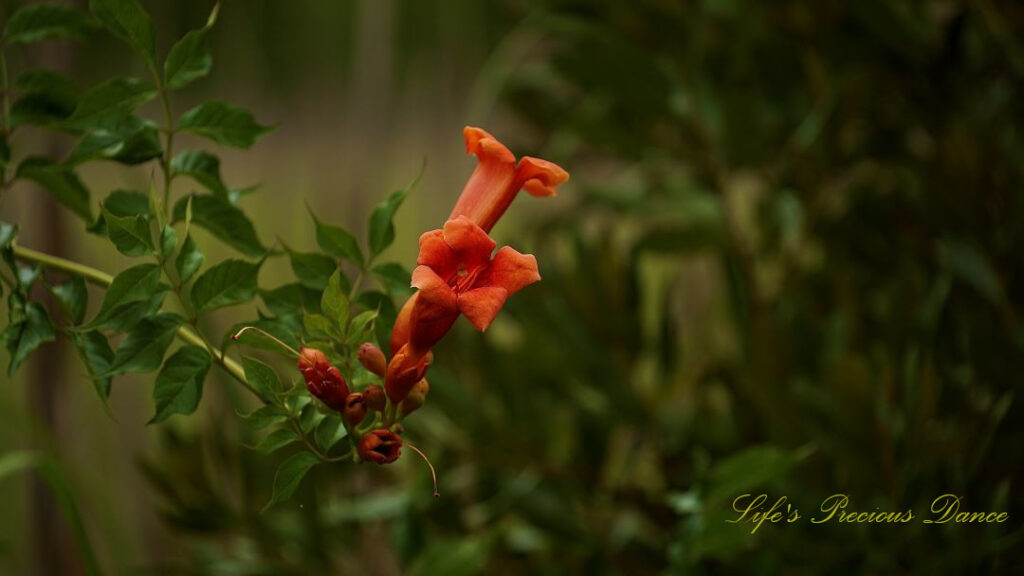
[405,442,440,498]
[232,326,302,358]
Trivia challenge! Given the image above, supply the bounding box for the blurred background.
[2,0,1024,574]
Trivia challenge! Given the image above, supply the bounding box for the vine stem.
[9,243,256,398]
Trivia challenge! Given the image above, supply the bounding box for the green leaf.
[4,302,56,376]
[68,330,114,406]
[163,4,219,89]
[170,150,229,198]
[104,313,184,376]
[256,428,300,455]
[3,3,94,45]
[9,70,78,127]
[240,356,286,400]
[285,245,337,291]
[303,312,337,341]
[89,0,156,68]
[15,157,91,221]
[315,415,347,452]
[177,100,272,149]
[189,259,260,315]
[239,404,288,430]
[310,208,364,267]
[265,451,319,509]
[0,221,17,248]
[172,194,266,257]
[65,116,161,166]
[175,235,204,284]
[348,309,379,344]
[59,76,156,131]
[159,225,177,260]
[50,276,88,325]
[321,270,349,330]
[150,345,211,423]
[368,168,422,257]
[371,262,413,298]
[261,283,321,320]
[87,189,148,235]
[83,263,167,330]
[101,205,153,256]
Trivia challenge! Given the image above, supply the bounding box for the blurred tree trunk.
[27,1,80,573]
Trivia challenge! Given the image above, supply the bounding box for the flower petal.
[408,265,460,352]
[477,246,541,296]
[443,216,496,271]
[389,293,417,355]
[416,228,457,280]
[449,126,518,232]
[458,286,509,331]
[517,156,569,197]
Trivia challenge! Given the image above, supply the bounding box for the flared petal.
[458,286,509,331]
[408,265,460,352]
[517,156,570,197]
[416,229,457,280]
[449,126,518,232]
[477,246,541,296]
[442,216,496,272]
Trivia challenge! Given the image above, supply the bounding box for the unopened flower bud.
[298,347,349,411]
[357,429,402,464]
[385,344,429,403]
[343,393,367,427]
[400,379,430,417]
[357,342,387,377]
[363,384,386,412]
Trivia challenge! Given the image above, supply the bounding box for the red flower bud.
[357,342,387,377]
[363,384,386,412]
[357,429,403,464]
[385,344,430,403]
[343,393,368,427]
[298,347,349,411]
[400,378,430,417]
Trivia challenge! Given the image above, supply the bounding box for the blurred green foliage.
[2,1,1024,575]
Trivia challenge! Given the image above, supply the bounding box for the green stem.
[146,61,175,216]
[9,243,255,397]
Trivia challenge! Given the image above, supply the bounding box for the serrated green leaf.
[241,356,285,400]
[178,100,272,149]
[4,302,57,376]
[89,0,155,68]
[15,157,91,221]
[303,312,337,341]
[315,415,347,452]
[299,402,321,433]
[284,245,337,291]
[3,3,94,45]
[82,263,165,329]
[159,225,177,260]
[170,150,229,198]
[172,194,265,257]
[256,428,299,455]
[321,270,349,331]
[239,404,288,430]
[368,168,421,257]
[189,259,259,315]
[175,235,203,284]
[59,76,156,131]
[371,262,413,298]
[9,70,78,127]
[104,313,184,376]
[310,209,364,267]
[87,189,148,235]
[68,330,114,407]
[50,276,88,325]
[163,4,218,89]
[261,283,321,319]
[266,451,319,509]
[102,205,153,256]
[65,117,161,166]
[150,345,211,423]
[348,309,379,344]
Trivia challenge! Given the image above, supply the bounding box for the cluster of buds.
[235,127,568,497]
